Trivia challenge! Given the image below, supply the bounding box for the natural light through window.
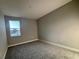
[9,20,21,37]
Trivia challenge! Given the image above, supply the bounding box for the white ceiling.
[0,0,71,20]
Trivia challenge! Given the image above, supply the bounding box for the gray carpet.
[5,41,79,59]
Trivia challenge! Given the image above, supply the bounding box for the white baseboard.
[2,48,8,59]
[40,40,79,53]
[8,39,39,47]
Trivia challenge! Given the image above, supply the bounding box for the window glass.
[9,20,21,37]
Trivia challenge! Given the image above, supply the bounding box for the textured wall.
[5,16,38,46]
[38,1,79,49]
[0,11,7,59]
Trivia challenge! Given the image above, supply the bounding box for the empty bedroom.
[0,0,79,59]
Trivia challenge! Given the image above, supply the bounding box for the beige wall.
[0,11,8,59]
[5,17,38,46]
[38,1,79,50]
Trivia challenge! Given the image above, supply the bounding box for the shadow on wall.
[38,1,79,50]
[73,0,79,12]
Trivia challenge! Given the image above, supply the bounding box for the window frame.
[8,19,22,38]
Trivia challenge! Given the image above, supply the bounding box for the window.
[9,20,21,37]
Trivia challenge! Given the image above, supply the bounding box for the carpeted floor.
[5,41,79,59]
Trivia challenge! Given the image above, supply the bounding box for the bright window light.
[9,20,21,37]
